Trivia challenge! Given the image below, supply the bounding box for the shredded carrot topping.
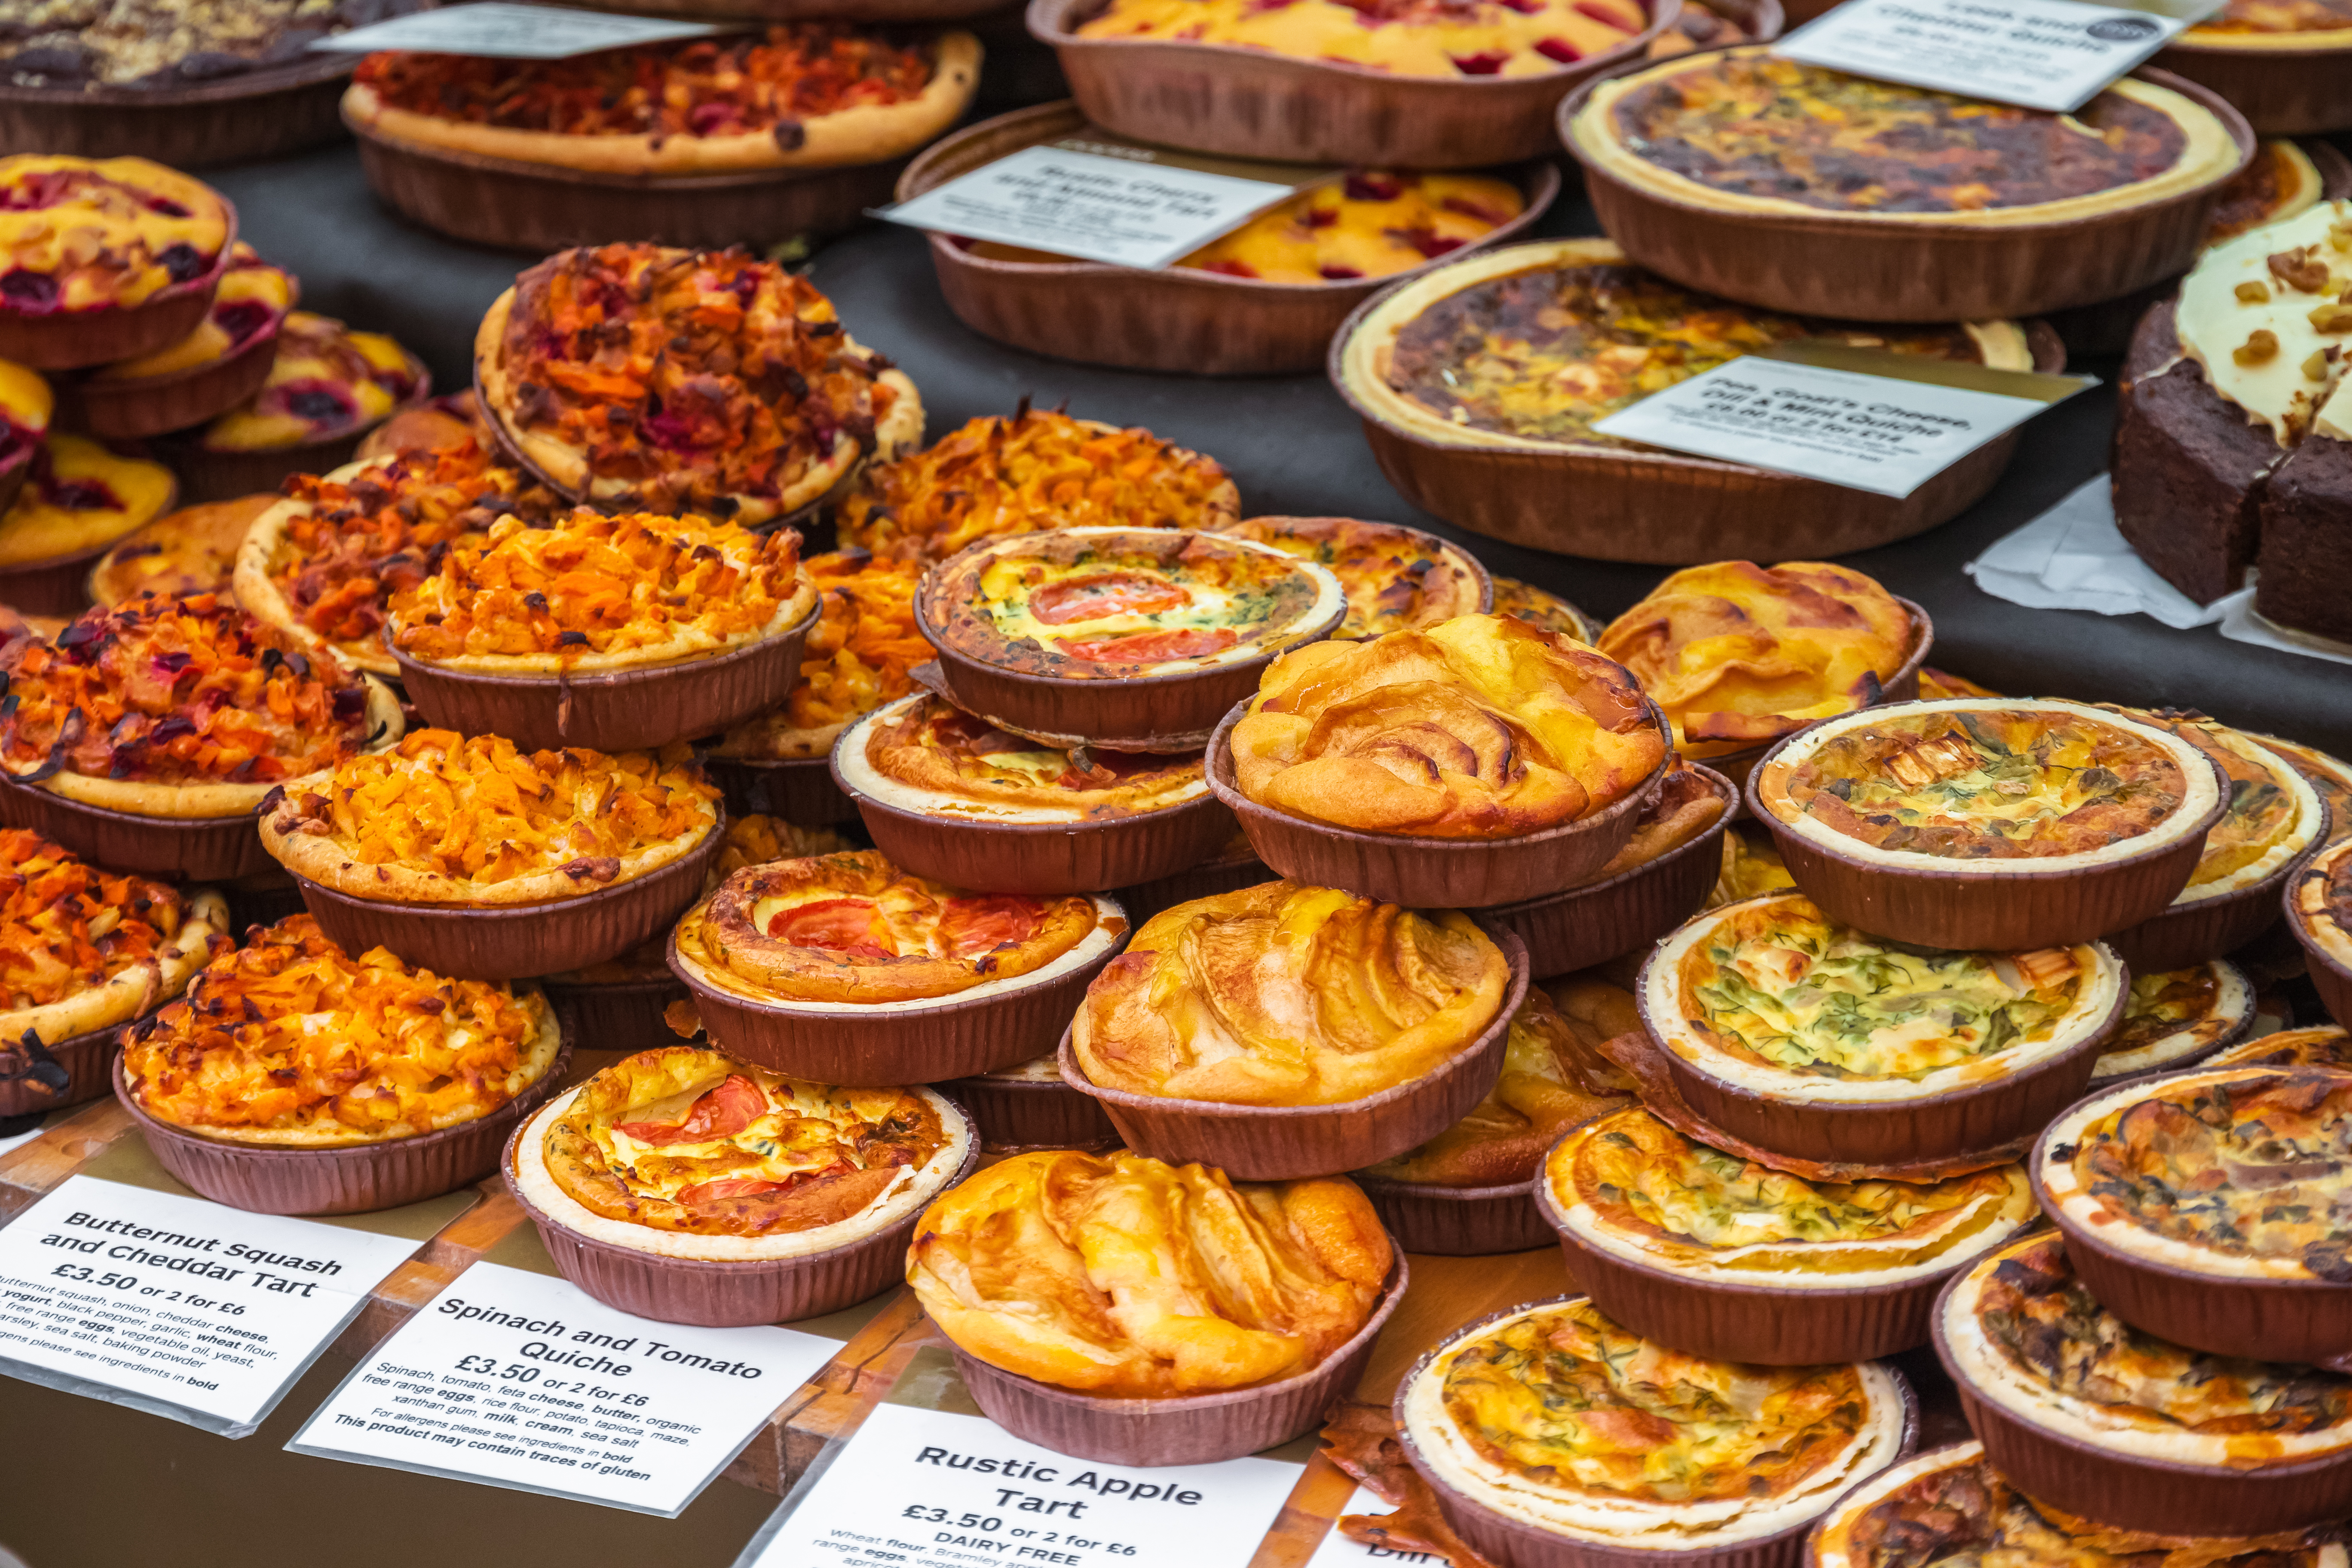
[0,829,218,1010]
[718,549,925,751]
[389,506,802,662]
[0,593,380,785]
[836,408,1236,563]
[121,914,545,1138]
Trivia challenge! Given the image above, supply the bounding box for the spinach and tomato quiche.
[1073,0,1648,77]
[1396,1298,1908,1553]
[1567,50,2239,225]
[833,693,1209,825]
[1207,515,1488,639]
[345,24,980,178]
[2091,959,2255,1081]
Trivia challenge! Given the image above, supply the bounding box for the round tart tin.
[391,595,820,756]
[1210,700,1675,910]
[939,1058,1121,1152]
[505,1086,978,1328]
[949,1253,1407,1466]
[1060,926,1529,1181]
[0,200,237,371]
[899,101,1560,375]
[701,753,861,827]
[2156,33,2352,137]
[1746,698,2229,952]
[670,894,1130,1084]
[0,55,373,168]
[0,1020,120,1119]
[115,1032,573,1216]
[832,697,1236,896]
[2288,838,2352,1032]
[1353,1173,1553,1256]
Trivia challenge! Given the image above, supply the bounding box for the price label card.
[312,4,727,58]
[1304,1489,1440,1568]
[737,1400,1303,1568]
[1778,0,2223,112]
[0,1174,429,1437]
[1590,343,2093,499]
[285,1262,836,1517]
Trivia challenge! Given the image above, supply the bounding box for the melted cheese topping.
[1402,1299,1906,1548]
[1549,1109,2036,1286]
[2091,961,2253,1080]
[0,433,176,567]
[95,247,293,381]
[2175,199,2352,447]
[837,693,1208,825]
[1073,0,1645,77]
[0,156,228,313]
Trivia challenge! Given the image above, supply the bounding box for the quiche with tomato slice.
[1073,0,1649,78]
[346,25,979,179]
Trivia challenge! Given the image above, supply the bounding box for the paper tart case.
[2106,798,2331,975]
[0,53,370,167]
[0,201,236,371]
[505,1085,978,1328]
[0,775,290,882]
[1109,839,1269,928]
[669,898,1129,1083]
[947,1253,1408,1467]
[2288,839,2352,1032]
[278,815,724,982]
[897,101,1561,376]
[0,469,180,617]
[2155,32,2352,136]
[1392,1296,1920,1568]
[539,974,689,1056]
[1929,1256,2352,1535]
[936,1068,1121,1152]
[702,753,861,827]
[0,1019,121,1119]
[114,1030,572,1216]
[55,319,281,441]
[1353,1173,1553,1256]
[1059,925,1528,1180]
[1209,701,1672,909]
[1560,58,2254,323]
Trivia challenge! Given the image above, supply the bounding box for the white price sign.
[1778,0,2222,112]
[286,1262,836,1516]
[0,1174,426,1436]
[312,4,726,59]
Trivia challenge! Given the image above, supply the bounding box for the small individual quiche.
[1708,823,1795,909]
[1074,0,1648,78]
[1542,1107,2037,1361]
[835,693,1210,823]
[1749,698,2225,951]
[708,550,928,762]
[2090,959,2255,1081]
[0,156,235,370]
[510,1045,972,1325]
[0,829,230,1117]
[833,407,1238,564]
[86,495,275,605]
[73,245,294,438]
[191,310,428,470]
[1207,515,1489,638]
[475,244,921,526]
[1937,1232,2352,1535]
[345,24,981,178]
[1489,574,1600,641]
[2258,732,2352,848]
[1396,1297,1910,1561]
[1597,561,1917,761]
[1645,891,2124,1164]
[0,434,178,602]
[2212,1023,2352,1068]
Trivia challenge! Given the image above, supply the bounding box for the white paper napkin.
[1964,476,2240,630]
[2219,595,2352,667]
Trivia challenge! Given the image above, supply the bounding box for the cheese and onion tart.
[90,496,275,605]
[1232,614,1666,839]
[2102,707,2327,909]
[0,829,228,1049]
[709,551,927,761]
[121,913,560,1145]
[0,155,229,317]
[1206,515,1488,639]
[2212,1024,2352,1069]
[259,729,720,907]
[512,1046,968,1261]
[923,527,1342,680]
[670,848,1124,1010]
[2091,960,2255,1080]
[0,433,176,571]
[1072,0,1647,78]
[1397,1298,1908,1551]
[833,693,1210,826]
[1073,880,1510,1107]
[907,1149,1392,1396]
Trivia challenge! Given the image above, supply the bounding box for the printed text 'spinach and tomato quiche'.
[908,1149,1393,1396]
[511,1045,971,1260]
[345,24,981,178]
[1231,613,1665,839]
[90,496,280,605]
[121,913,561,1145]
[2100,707,2328,913]
[2178,0,2352,48]
[1206,515,1488,638]
[258,729,721,909]
[0,156,232,346]
[0,434,177,574]
[1598,562,1916,761]
[1395,1298,1909,1554]
[0,594,402,821]
[237,441,561,677]
[1073,0,1648,78]
[1489,574,1600,642]
[195,311,428,458]
[83,244,293,392]
[1073,880,1510,1107]
[833,407,1238,564]
[1566,51,2240,227]
[476,244,922,526]
[1335,239,2039,457]
[833,693,1209,827]
[2090,959,2255,1080]
[710,550,928,762]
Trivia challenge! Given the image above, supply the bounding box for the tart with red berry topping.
[0,356,52,517]
[0,156,236,370]
[176,310,429,501]
[62,245,294,440]
[0,433,177,615]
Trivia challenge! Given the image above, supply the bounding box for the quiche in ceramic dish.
[2291,836,2352,1028]
[0,432,178,614]
[118,912,567,1213]
[475,243,921,527]
[64,244,293,440]
[0,155,235,369]
[177,309,429,501]
[2089,959,2255,1081]
[508,1044,974,1326]
[907,1148,1402,1464]
[1748,698,2225,950]
[1206,515,1489,638]
[1641,891,2125,1165]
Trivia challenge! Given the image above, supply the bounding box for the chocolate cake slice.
[2256,392,2352,645]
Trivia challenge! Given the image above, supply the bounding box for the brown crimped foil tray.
[703,754,861,827]
[0,1022,119,1120]
[0,779,277,882]
[55,324,281,441]
[935,1071,1120,1152]
[1111,843,1269,928]
[2154,34,2352,136]
[0,53,363,167]
[1353,1174,1551,1256]
[0,203,236,371]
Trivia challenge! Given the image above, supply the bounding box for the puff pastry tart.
[1936,1232,2352,1535]
[669,847,1127,1083]
[0,156,236,370]
[908,1149,1397,1461]
[475,244,922,527]
[1207,515,1490,638]
[119,913,566,1213]
[1396,1297,1910,1564]
[0,593,402,880]
[258,729,722,979]
[509,1045,972,1325]
[0,828,228,1117]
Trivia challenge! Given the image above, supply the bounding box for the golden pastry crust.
[2212,1024,2352,1069]
[121,914,560,1147]
[89,495,274,606]
[2103,707,2324,901]
[906,1149,1393,1397]
[1073,0,1646,78]
[2255,733,2352,850]
[260,729,720,907]
[0,433,177,568]
[708,550,927,760]
[1588,757,1726,882]
[1208,515,1487,639]
[1597,561,1914,756]
[1233,613,1666,839]
[1072,880,1510,1107]
[0,829,230,1047]
[839,693,1207,822]
[672,848,1111,1006]
[835,408,1239,564]
[0,156,229,313]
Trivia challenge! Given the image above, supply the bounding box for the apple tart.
[1207,515,1489,638]
[709,550,928,761]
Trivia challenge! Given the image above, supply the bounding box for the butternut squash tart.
[0,827,229,1048]
[707,550,928,760]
